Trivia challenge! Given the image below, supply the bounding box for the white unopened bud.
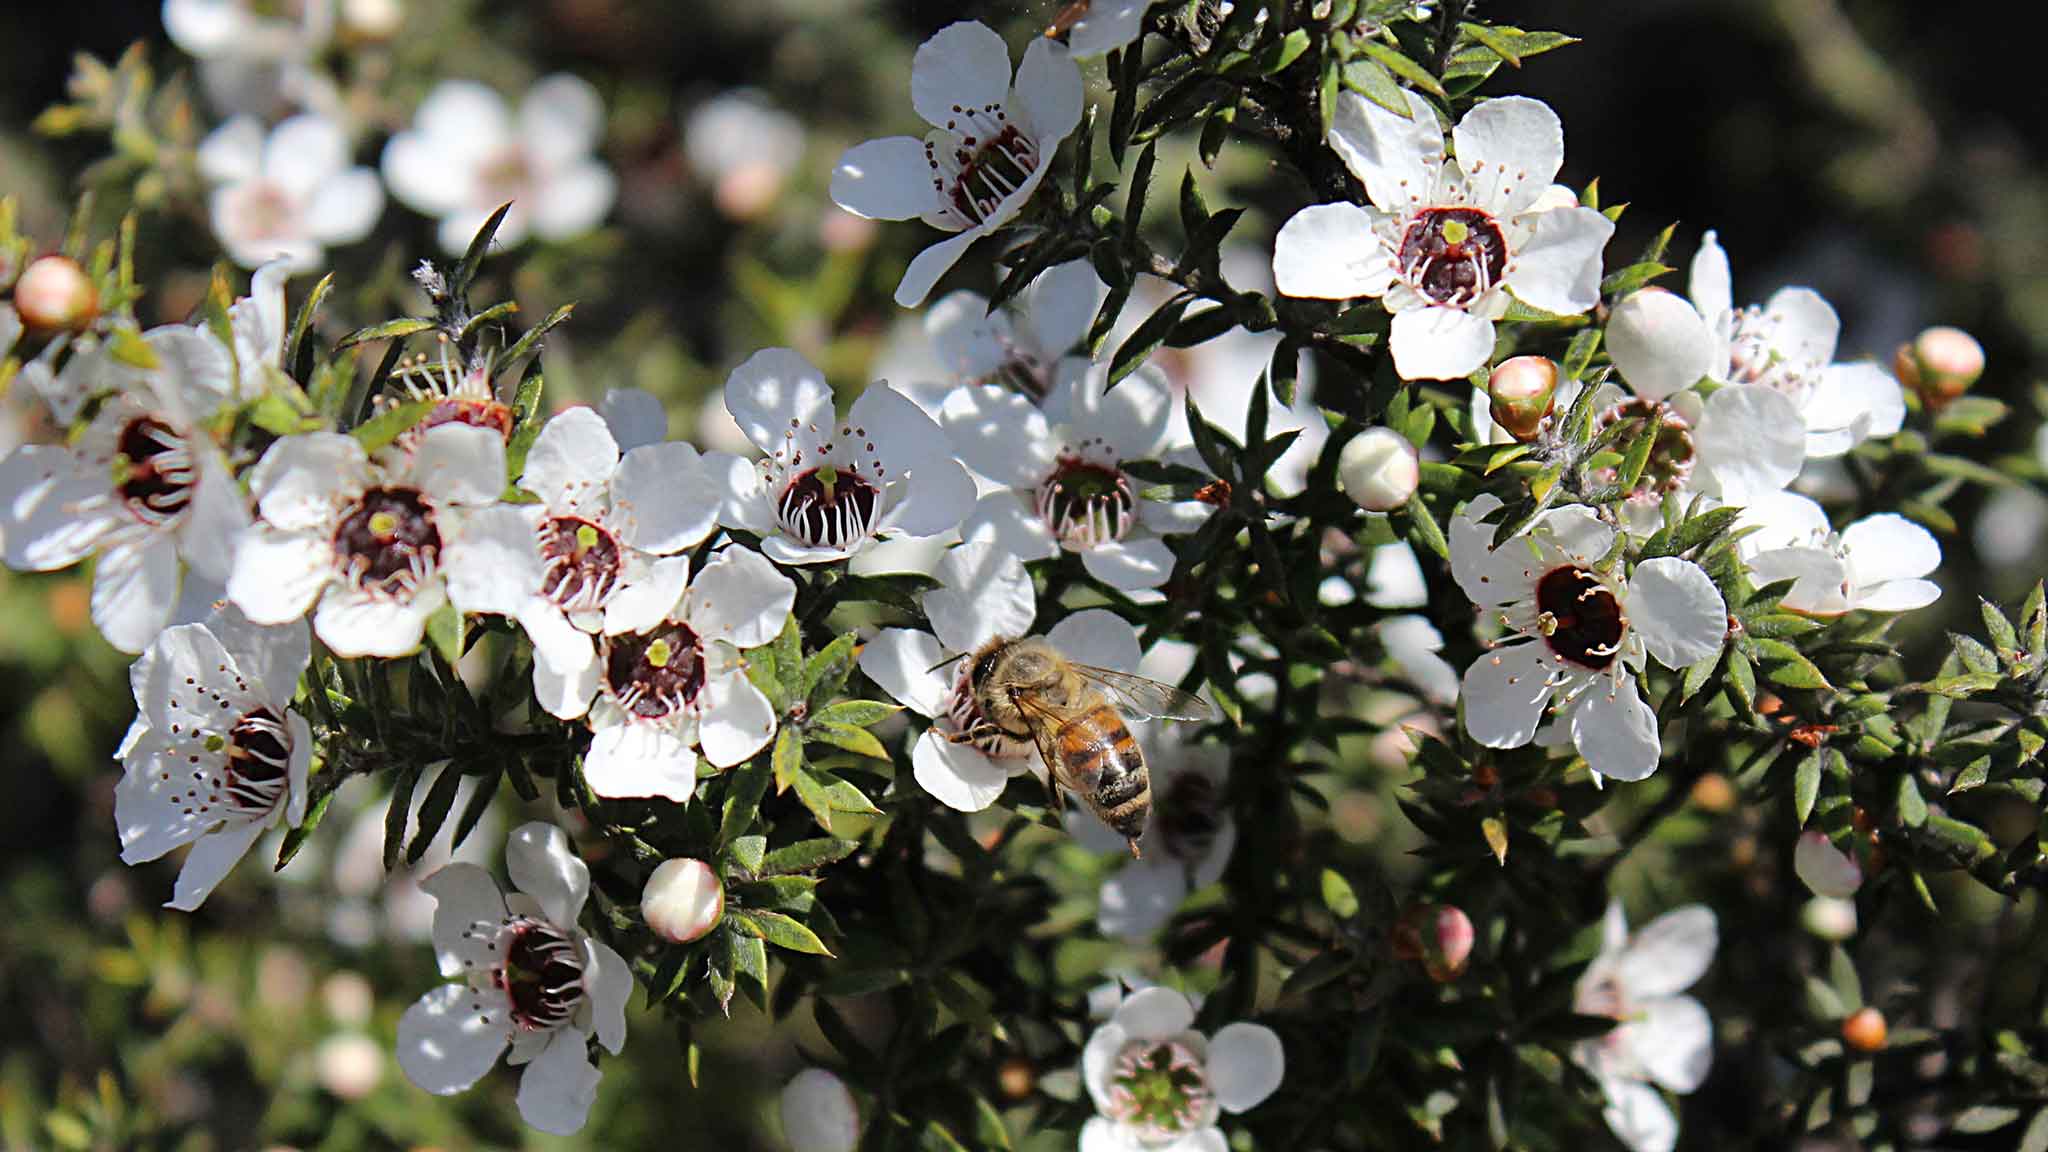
[1800,895,1859,941]
[780,1068,859,1152]
[12,255,98,333]
[1337,427,1419,512]
[315,1032,385,1099]
[1486,355,1560,441]
[641,858,723,943]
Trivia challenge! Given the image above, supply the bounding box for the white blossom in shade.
[225,423,506,658]
[859,540,1141,812]
[555,547,794,801]
[396,822,630,1137]
[829,21,1083,307]
[199,114,382,272]
[162,0,338,115]
[1066,729,1233,941]
[781,1068,860,1152]
[114,607,311,910]
[0,326,250,652]
[1794,830,1863,898]
[1450,494,1726,782]
[440,396,724,720]
[1272,90,1614,380]
[943,365,1208,591]
[1572,903,1718,1152]
[685,89,806,222]
[1366,541,1429,609]
[227,261,295,399]
[382,75,616,255]
[716,347,974,564]
[1081,986,1283,1152]
[1736,491,1941,615]
[922,259,1103,413]
[1059,1,1147,58]
[1606,232,1904,461]
[1378,614,1460,706]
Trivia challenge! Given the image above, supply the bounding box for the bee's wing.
[1070,665,1215,722]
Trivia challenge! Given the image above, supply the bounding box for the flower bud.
[1689,772,1736,813]
[1842,1006,1887,1053]
[997,1056,1036,1100]
[1793,829,1863,898]
[1487,356,1559,441]
[641,858,723,943]
[1800,896,1858,942]
[12,255,98,333]
[1338,427,1419,512]
[1894,325,1984,408]
[780,1068,859,1152]
[340,0,404,41]
[1391,903,1474,982]
[314,1032,385,1100]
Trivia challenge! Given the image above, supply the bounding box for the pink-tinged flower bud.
[1391,903,1474,982]
[12,255,98,333]
[1487,356,1559,441]
[641,858,724,943]
[1794,829,1863,898]
[780,1068,859,1152]
[1800,896,1858,942]
[1895,325,1984,408]
[1842,1006,1887,1053]
[1338,427,1420,512]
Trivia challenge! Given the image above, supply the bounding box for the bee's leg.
[943,723,1006,746]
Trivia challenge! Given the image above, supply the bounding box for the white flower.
[397,822,630,1136]
[1067,728,1234,942]
[1081,986,1283,1152]
[781,1068,860,1152]
[162,0,337,115]
[1059,1,1147,58]
[1273,91,1614,380]
[382,75,616,255]
[114,607,312,909]
[685,89,806,221]
[1606,232,1904,461]
[1379,614,1459,706]
[1366,540,1429,608]
[829,21,1083,307]
[717,347,974,564]
[859,541,1141,812]
[199,114,383,272]
[228,261,295,399]
[0,326,250,652]
[441,396,724,720]
[1572,903,1718,1152]
[225,423,506,657]
[1737,491,1940,615]
[556,546,794,801]
[922,259,1103,412]
[1450,494,1726,781]
[943,366,1208,591]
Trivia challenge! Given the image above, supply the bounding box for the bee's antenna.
[925,651,968,676]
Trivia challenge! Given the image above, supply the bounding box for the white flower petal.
[1272,202,1394,300]
[1617,905,1717,998]
[1599,1075,1678,1152]
[444,503,544,616]
[263,114,347,198]
[1111,985,1196,1041]
[421,861,509,977]
[1083,1024,1130,1112]
[305,168,384,245]
[532,630,602,720]
[1046,607,1141,674]
[1746,546,1850,615]
[603,554,691,635]
[613,442,721,554]
[1207,1022,1285,1113]
[197,114,266,183]
[1327,89,1443,213]
[926,541,1037,655]
[1066,2,1146,58]
[944,385,1056,489]
[601,389,668,453]
[521,406,619,513]
[959,491,1059,561]
[1447,494,1534,607]
[1389,306,1495,381]
[1081,537,1177,590]
[520,73,606,168]
[1688,231,1732,322]
[1097,861,1188,941]
[581,935,631,1054]
[396,982,511,1097]
[724,347,836,456]
[1461,642,1553,749]
[1453,97,1564,217]
[114,731,213,864]
[178,451,252,584]
[858,629,953,719]
[1506,205,1613,317]
[584,722,698,802]
[1842,513,1940,586]
[1013,36,1082,141]
[412,423,507,506]
[226,527,331,625]
[1077,364,1172,462]
[313,587,437,657]
[1627,558,1726,669]
[1570,671,1662,782]
[911,731,1015,812]
[1761,287,1840,367]
[911,21,1013,129]
[381,129,469,217]
[1631,994,1713,1092]
[1795,830,1863,898]
[684,546,796,649]
[1606,290,1714,401]
[1024,259,1105,355]
[0,445,116,570]
[164,816,267,910]
[1693,384,1803,503]
[91,537,181,654]
[516,1027,601,1136]
[830,136,942,222]
[506,821,590,928]
[1803,362,1903,454]
[1856,578,1940,613]
[531,160,616,240]
[895,230,983,309]
[249,432,367,530]
[782,1069,861,1152]
[698,672,777,768]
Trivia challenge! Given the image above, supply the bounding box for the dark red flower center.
[333,486,442,597]
[1035,457,1136,550]
[603,621,707,720]
[539,515,624,615]
[221,706,292,815]
[115,415,197,527]
[1594,398,1696,501]
[496,919,586,1031]
[928,107,1041,228]
[1535,565,1626,670]
[1398,207,1509,307]
[776,465,882,551]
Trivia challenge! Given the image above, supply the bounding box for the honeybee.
[948,636,1214,856]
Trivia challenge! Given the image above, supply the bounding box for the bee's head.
[972,646,1004,690]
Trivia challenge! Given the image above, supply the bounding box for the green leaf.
[503,360,547,478]
[1404,492,1449,561]
[407,762,465,866]
[351,399,436,453]
[425,602,463,668]
[275,787,334,870]
[335,316,435,351]
[1482,816,1509,864]
[1352,37,1449,98]
[1794,751,1821,827]
[815,700,901,728]
[760,837,860,876]
[1896,773,1929,827]
[498,302,576,366]
[771,725,804,795]
[1321,869,1360,918]
[1110,292,1193,388]
[807,721,890,760]
[719,754,773,849]
[382,763,420,874]
[1254,28,1311,73]
[726,834,767,876]
[451,202,514,296]
[733,909,833,956]
[285,272,335,381]
[803,632,859,708]
[1125,142,1158,238]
